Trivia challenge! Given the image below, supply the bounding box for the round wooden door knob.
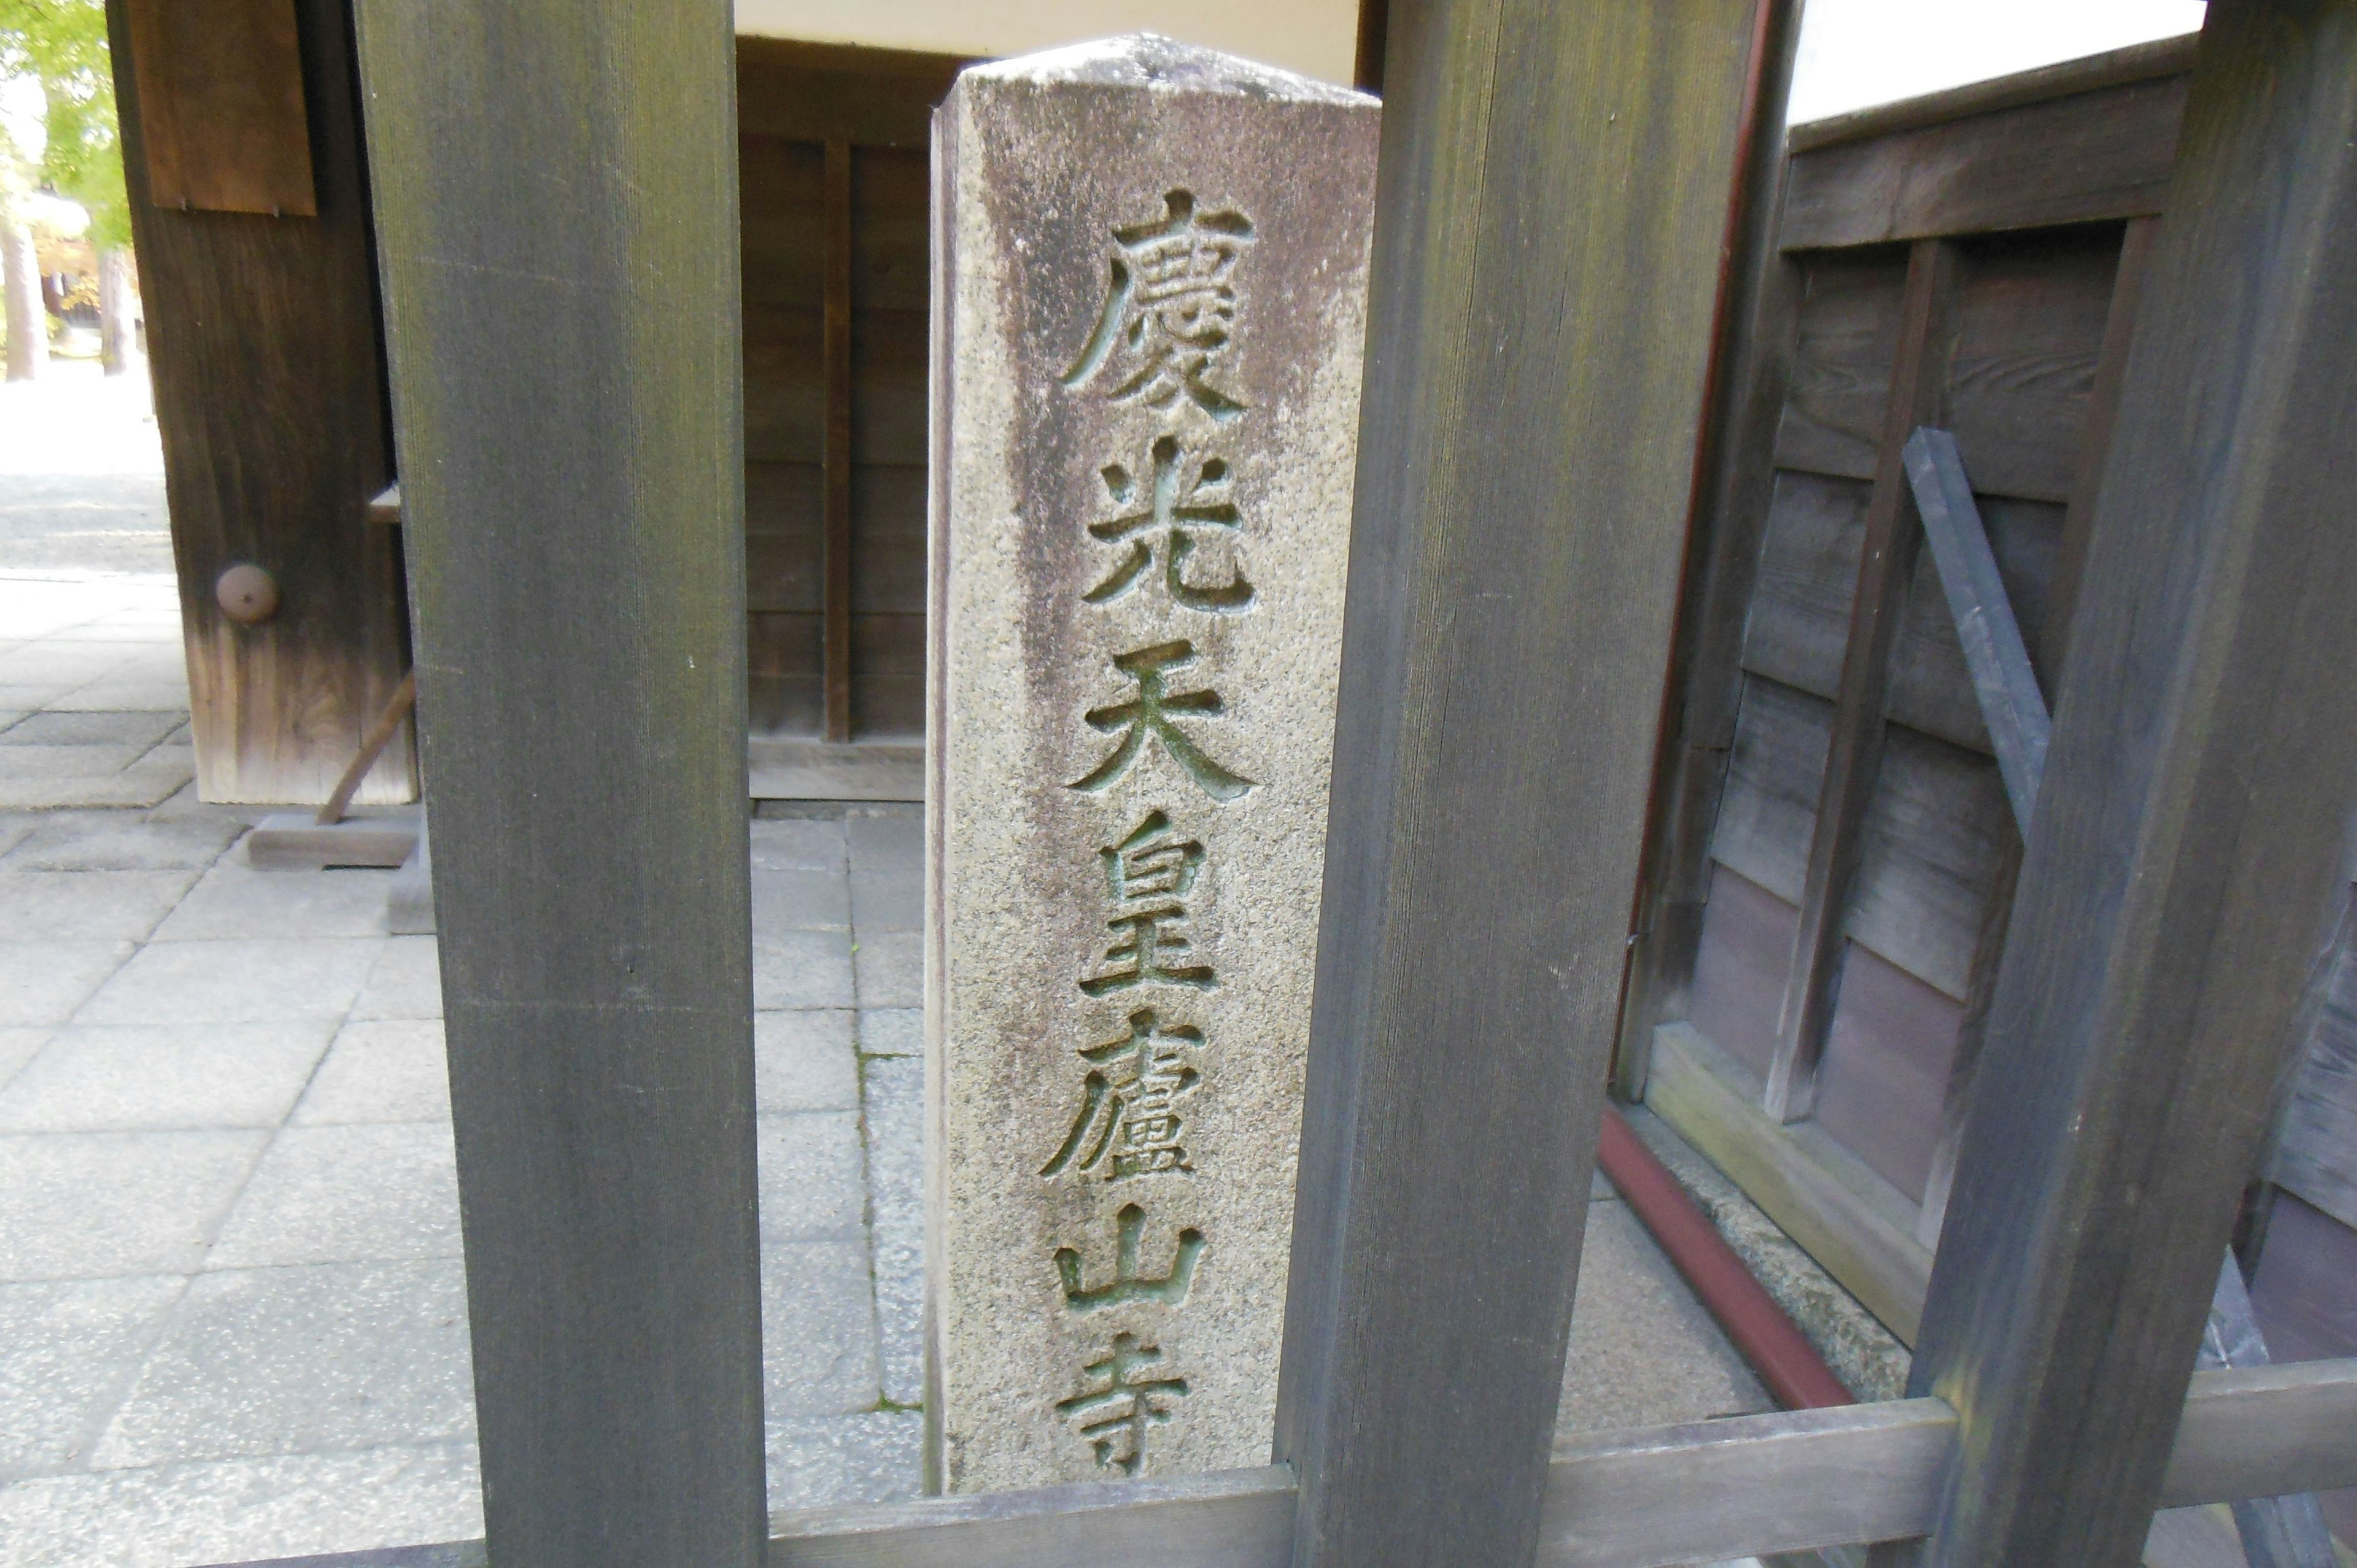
[215,563,281,625]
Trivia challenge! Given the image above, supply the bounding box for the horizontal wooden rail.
[758,1360,2357,1568]
[197,1361,2357,1568]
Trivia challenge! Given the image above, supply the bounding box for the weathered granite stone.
[926,36,1377,1493]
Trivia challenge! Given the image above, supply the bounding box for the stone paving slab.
[206,1125,462,1269]
[0,1024,333,1133]
[2,811,244,871]
[0,1027,53,1091]
[1,712,185,750]
[0,871,198,942]
[0,747,193,811]
[857,1006,921,1058]
[0,1131,266,1280]
[756,1113,870,1243]
[75,938,382,1026]
[861,1055,926,1409]
[90,1260,478,1469]
[349,937,443,1022]
[292,1022,452,1127]
[152,864,393,942]
[754,1010,860,1113]
[751,867,851,932]
[0,940,133,1025]
[753,927,856,1010]
[0,1276,187,1478]
[764,1413,924,1515]
[850,930,920,1008]
[0,1443,484,1568]
[761,1240,885,1417]
[749,815,848,873]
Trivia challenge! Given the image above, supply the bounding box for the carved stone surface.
[926,36,1377,1493]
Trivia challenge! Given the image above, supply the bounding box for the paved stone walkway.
[0,573,1773,1568]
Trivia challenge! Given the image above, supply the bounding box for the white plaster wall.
[733,0,1360,86]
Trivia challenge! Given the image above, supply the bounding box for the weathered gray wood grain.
[1768,238,1960,1121]
[1901,428,2049,825]
[1272,2,1755,1564]
[351,2,766,1566]
[2195,1259,2340,1568]
[1780,71,2188,250]
[1900,4,2357,1561]
[2277,921,2357,1231]
[1614,0,1807,1101]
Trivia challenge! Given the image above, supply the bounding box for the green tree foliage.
[0,0,125,250]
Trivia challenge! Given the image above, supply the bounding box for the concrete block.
[293,1021,451,1126]
[0,941,130,1026]
[761,1238,884,1418]
[0,1130,266,1280]
[754,1010,859,1113]
[74,938,380,1025]
[151,862,393,941]
[0,870,198,941]
[88,1259,476,1467]
[756,1113,868,1243]
[752,928,855,1011]
[748,738,922,803]
[350,935,443,1022]
[207,1123,462,1268]
[0,1275,185,1479]
[0,1022,333,1132]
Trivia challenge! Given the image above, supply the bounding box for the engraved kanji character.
[1084,436,1253,613]
[1080,905,1214,995]
[1101,809,1202,903]
[1055,1332,1189,1476]
[1052,1201,1205,1310]
[1041,1008,1204,1180]
[1067,640,1255,803]
[1060,188,1254,423]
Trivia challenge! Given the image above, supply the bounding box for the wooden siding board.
[1690,864,1803,1083]
[1779,72,2188,250]
[109,0,409,807]
[1817,943,1966,1203]
[2277,932,2357,1232]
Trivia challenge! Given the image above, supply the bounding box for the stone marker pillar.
[927,36,1378,1492]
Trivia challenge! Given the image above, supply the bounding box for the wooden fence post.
[1895,2,2357,1562]
[352,4,765,1567]
[1272,2,1758,1564]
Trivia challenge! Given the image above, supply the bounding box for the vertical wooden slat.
[352,3,765,1567]
[1272,3,1756,1564]
[1763,236,1961,1122]
[822,136,855,743]
[1614,0,1806,1102]
[1913,213,2160,1249]
[1897,2,2357,1561]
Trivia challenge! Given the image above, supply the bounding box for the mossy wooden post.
[353,3,764,1566]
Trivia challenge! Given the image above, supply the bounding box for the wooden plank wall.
[107,0,408,806]
[1630,37,2200,1335]
[738,40,958,745]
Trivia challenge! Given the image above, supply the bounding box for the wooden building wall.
[108,0,409,806]
[1622,41,2357,1486]
[737,41,959,792]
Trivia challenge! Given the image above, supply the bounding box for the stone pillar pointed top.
[961,31,1374,105]
[927,39,1379,1494]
